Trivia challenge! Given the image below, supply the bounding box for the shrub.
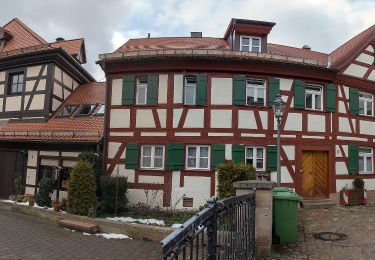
[217,163,256,199]
[35,178,53,207]
[79,152,103,197]
[13,176,24,200]
[99,176,128,213]
[353,176,365,190]
[67,159,98,215]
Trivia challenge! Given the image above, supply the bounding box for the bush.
[353,176,364,190]
[79,152,103,197]
[67,159,98,215]
[13,176,24,197]
[100,176,128,213]
[35,178,53,207]
[217,163,256,199]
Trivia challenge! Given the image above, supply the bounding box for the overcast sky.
[1,0,375,81]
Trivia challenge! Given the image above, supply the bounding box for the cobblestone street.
[271,205,375,260]
[0,209,161,260]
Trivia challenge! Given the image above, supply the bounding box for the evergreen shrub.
[35,178,53,207]
[217,163,256,199]
[100,176,128,213]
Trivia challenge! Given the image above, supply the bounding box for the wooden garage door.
[301,151,328,198]
[0,151,25,199]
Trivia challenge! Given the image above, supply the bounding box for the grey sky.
[1,0,375,80]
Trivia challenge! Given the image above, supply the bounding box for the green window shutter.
[166,144,184,170]
[349,87,359,115]
[147,74,159,105]
[326,84,337,112]
[196,74,208,106]
[293,80,305,109]
[233,75,246,105]
[122,75,135,105]
[348,144,359,175]
[268,78,280,107]
[232,145,245,164]
[211,144,225,170]
[267,146,277,171]
[125,144,138,169]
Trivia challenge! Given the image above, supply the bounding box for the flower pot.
[52,204,61,212]
[340,189,367,206]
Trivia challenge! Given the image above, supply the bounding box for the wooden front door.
[301,151,328,198]
[0,151,25,199]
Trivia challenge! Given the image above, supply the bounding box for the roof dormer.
[0,27,13,52]
[224,18,275,53]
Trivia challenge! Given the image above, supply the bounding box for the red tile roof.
[64,82,105,105]
[51,38,84,56]
[116,37,230,52]
[330,24,375,70]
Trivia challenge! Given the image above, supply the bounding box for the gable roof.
[329,24,375,70]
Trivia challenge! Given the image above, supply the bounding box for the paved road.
[270,205,375,259]
[0,209,162,259]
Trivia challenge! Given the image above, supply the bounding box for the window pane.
[199,158,208,169]
[306,94,312,109]
[137,86,147,104]
[251,46,260,52]
[359,157,364,172]
[143,146,151,156]
[142,157,151,168]
[367,101,372,116]
[185,85,195,105]
[188,147,196,157]
[315,94,322,110]
[256,148,263,159]
[241,37,250,46]
[96,105,105,115]
[359,100,365,115]
[256,159,263,169]
[200,147,208,158]
[246,158,254,166]
[359,148,372,154]
[18,74,24,83]
[246,148,253,158]
[154,147,163,156]
[256,88,264,105]
[247,87,255,105]
[252,38,260,47]
[154,158,163,168]
[187,158,196,168]
[367,157,372,172]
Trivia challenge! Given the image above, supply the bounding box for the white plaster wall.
[211,77,232,105]
[127,189,164,208]
[343,63,368,78]
[25,187,34,195]
[363,179,375,190]
[36,79,46,91]
[360,120,375,135]
[0,71,5,81]
[27,150,38,167]
[110,109,130,128]
[0,98,3,112]
[26,65,42,78]
[29,94,45,110]
[184,176,211,208]
[173,109,183,128]
[62,72,73,88]
[259,111,268,129]
[270,166,294,183]
[26,168,36,185]
[136,109,155,128]
[158,74,168,104]
[338,101,346,113]
[211,109,232,128]
[5,96,22,111]
[54,66,62,81]
[368,70,375,82]
[40,151,59,156]
[111,79,123,105]
[173,74,183,103]
[157,109,166,128]
[366,45,374,52]
[111,164,135,183]
[336,180,353,192]
[308,114,325,132]
[184,109,204,128]
[356,53,374,65]
[26,80,36,92]
[61,152,80,157]
[338,117,352,133]
[0,84,4,95]
[53,83,63,98]
[335,145,342,157]
[283,145,295,160]
[284,113,302,131]
[138,175,164,184]
[170,171,185,209]
[335,162,348,175]
[279,78,292,91]
[238,110,257,129]
[225,144,232,160]
[107,142,124,159]
[343,86,349,98]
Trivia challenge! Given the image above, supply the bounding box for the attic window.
[76,104,96,116]
[57,105,78,117]
[96,105,105,116]
[240,36,261,53]
[8,72,24,94]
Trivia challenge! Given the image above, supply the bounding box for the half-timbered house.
[0,18,104,199]
[98,18,375,209]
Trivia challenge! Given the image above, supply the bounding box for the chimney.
[191,32,202,38]
[147,33,151,38]
[302,45,311,50]
[56,37,65,42]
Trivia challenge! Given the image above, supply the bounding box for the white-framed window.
[359,147,373,173]
[245,147,265,171]
[136,77,148,105]
[8,72,25,94]
[359,91,373,116]
[240,36,261,53]
[305,84,323,111]
[186,145,210,170]
[141,145,165,169]
[246,78,266,106]
[184,76,197,105]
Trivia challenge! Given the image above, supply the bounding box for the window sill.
[139,168,165,171]
[184,168,210,171]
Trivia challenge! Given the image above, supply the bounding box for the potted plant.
[52,199,61,212]
[28,197,35,207]
[340,177,367,206]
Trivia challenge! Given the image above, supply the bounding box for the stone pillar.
[233,180,274,257]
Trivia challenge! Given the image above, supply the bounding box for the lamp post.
[272,94,286,187]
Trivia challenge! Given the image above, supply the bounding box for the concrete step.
[301,199,336,209]
[58,219,99,234]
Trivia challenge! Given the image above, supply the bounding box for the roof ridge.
[268,43,328,55]
[127,36,225,40]
[50,38,84,44]
[4,18,47,45]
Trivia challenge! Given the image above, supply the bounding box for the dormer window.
[8,72,24,94]
[76,104,96,116]
[240,36,261,53]
[57,105,78,117]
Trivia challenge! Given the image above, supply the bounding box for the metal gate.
[161,192,256,259]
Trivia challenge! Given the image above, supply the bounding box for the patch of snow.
[64,228,76,232]
[96,233,132,240]
[172,223,183,228]
[106,216,165,226]
[82,232,92,236]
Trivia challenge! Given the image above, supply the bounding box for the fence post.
[206,197,217,260]
[233,180,274,257]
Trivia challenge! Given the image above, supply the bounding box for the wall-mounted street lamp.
[272,94,286,187]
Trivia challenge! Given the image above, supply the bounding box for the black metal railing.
[161,192,256,259]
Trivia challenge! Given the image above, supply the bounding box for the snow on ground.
[3,200,54,210]
[172,223,182,228]
[82,232,92,236]
[96,233,132,239]
[106,216,165,226]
